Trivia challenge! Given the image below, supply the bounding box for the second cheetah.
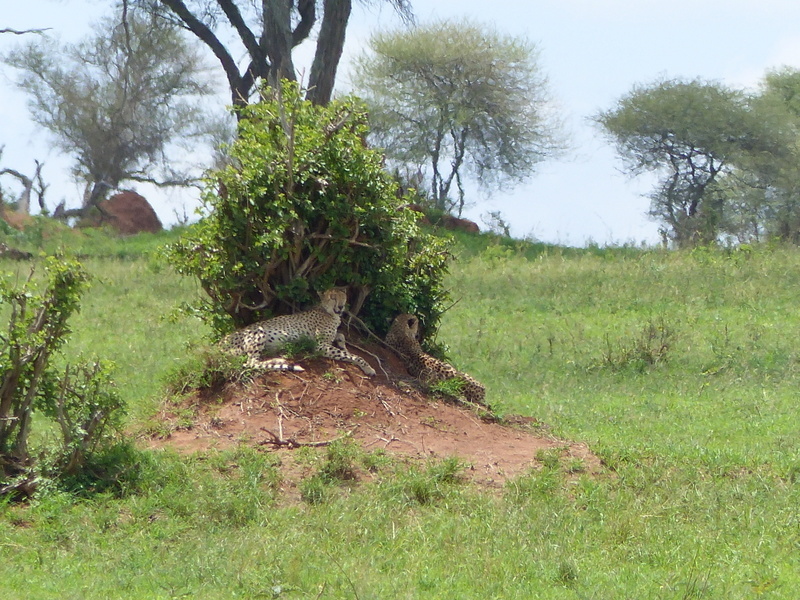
[385,313,486,405]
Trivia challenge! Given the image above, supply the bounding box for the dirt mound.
[148,344,602,489]
[408,203,480,233]
[82,191,163,234]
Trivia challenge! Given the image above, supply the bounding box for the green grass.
[443,244,800,472]
[2,229,800,598]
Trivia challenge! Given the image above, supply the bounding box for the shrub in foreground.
[0,257,125,497]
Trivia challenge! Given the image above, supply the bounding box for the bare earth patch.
[146,344,603,490]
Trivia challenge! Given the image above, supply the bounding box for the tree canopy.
[727,67,800,243]
[351,20,563,216]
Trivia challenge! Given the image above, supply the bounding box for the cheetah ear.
[323,286,348,296]
[407,316,417,328]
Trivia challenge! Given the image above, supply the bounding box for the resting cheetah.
[385,313,486,405]
[220,289,376,375]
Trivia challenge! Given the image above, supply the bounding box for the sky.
[3,0,800,245]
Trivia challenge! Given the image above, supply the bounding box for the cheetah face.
[318,288,347,317]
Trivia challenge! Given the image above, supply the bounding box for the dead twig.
[342,311,388,347]
[378,396,395,416]
[258,427,355,449]
[352,340,389,379]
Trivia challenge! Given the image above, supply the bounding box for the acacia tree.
[4,10,216,213]
[139,0,412,108]
[725,68,800,243]
[596,78,788,247]
[351,20,563,217]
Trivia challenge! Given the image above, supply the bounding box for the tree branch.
[157,0,247,105]
[216,0,269,79]
[0,28,51,35]
[126,174,202,188]
[292,0,316,47]
[0,168,33,214]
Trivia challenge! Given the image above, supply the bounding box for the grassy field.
[1,224,799,598]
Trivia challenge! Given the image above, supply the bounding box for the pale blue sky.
[3,0,800,244]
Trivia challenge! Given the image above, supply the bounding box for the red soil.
[146,343,603,491]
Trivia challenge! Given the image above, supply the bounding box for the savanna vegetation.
[3,4,800,599]
[165,81,450,338]
[0,223,798,598]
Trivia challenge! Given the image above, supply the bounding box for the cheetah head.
[388,313,420,340]
[319,288,347,316]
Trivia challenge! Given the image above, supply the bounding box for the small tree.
[4,9,217,213]
[596,78,787,247]
[166,81,450,339]
[351,20,563,216]
[0,257,125,497]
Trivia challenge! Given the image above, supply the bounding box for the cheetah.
[385,313,486,405]
[220,289,376,375]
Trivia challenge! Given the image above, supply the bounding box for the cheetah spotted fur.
[220,289,376,375]
[385,313,486,405]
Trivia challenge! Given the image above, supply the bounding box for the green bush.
[37,359,125,478]
[0,256,91,466]
[0,257,127,497]
[165,81,451,339]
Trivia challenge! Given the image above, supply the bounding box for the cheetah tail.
[262,358,305,372]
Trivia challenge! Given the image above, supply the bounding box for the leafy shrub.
[37,360,125,477]
[165,81,451,340]
[0,256,126,497]
[0,257,91,465]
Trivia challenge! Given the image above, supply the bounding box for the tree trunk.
[158,0,251,106]
[307,0,352,106]
[262,0,298,87]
